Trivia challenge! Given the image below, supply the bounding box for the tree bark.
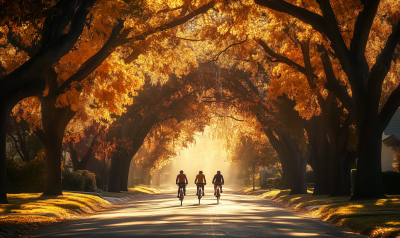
[344,151,357,195]
[41,99,76,195]
[108,153,124,193]
[305,116,331,195]
[119,153,132,191]
[264,128,292,189]
[352,125,385,199]
[279,131,307,195]
[69,134,98,172]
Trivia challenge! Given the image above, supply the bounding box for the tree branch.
[257,39,310,77]
[317,45,357,117]
[210,37,248,62]
[350,0,381,58]
[255,0,326,33]
[370,21,400,131]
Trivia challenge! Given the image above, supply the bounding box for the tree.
[107,71,211,192]
[3,0,216,197]
[228,129,278,191]
[255,0,400,199]
[0,0,96,203]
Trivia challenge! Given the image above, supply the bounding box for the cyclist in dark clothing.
[212,171,224,195]
[176,170,188,197]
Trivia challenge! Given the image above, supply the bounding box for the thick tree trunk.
[264,128,292,189]
[43,131,63,195]
[119,154,132,191]
[41,100,76,195]
[344,151,357,195]
[0,104,11,204]
[280,131,307,195]
[305,116,331,195]
[108,154,124,193]
[329,147,349,196]
[352,127,385,199]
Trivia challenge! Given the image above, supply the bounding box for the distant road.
[30,187,364,237]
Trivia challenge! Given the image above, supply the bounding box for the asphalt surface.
[30,187,365,237]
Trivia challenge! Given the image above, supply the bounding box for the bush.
[6,156,46,193]
[382,172,400,195]
[77,170,96,192]
[351,170,400,195]
[306,171,314,183]
[62,170,85,191]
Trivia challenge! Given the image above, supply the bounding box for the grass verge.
[0,192,113,230]
[100,185,162,198]
[255,189,400,238]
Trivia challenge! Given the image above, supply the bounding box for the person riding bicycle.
[176,170,188,198]
[212,171,224,195]
[194,171,206,196]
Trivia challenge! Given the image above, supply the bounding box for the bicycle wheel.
[180,189,184,206]
[198,188,202,204]
[216,189,220,204]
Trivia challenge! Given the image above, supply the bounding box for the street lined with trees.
[1,1,400,235]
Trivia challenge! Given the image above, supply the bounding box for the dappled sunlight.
[0,192,113,229]
[29,191,362,238]
[288,232,320,236]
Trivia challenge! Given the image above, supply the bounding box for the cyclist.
[176,170,188,198]
[212,171,224,195]
[194,171,206,196]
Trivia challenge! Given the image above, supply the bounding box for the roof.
[384,108,400,138]
[382,134,400,147]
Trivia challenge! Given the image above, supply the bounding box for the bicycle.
[177,183,186,206]
[214,183,223,204]
[196,183,206,204]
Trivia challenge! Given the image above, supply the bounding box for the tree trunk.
[153,169,161,186]
[344,151,357,195]
[329,147,349,196]
[280,131,307,195]
[43,130,63,195]
[119,154,132,191]
[305,116,331,195]
[352,126,385,199]
[108,154,124,193]
[41,100,76,195]
[252,163,255,191]
[0,104,11,204]
[264,128,292,189]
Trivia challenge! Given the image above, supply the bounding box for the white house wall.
[381,142,396,172]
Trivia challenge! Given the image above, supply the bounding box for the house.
[381,109,400,172]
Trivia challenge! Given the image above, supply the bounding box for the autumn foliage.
[1,0,400,206]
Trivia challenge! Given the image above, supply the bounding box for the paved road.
[31,187,364,237]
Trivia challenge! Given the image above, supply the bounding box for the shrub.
[77,170,96,192]
[351,170,400,195]
[382,172,400,195]
[6,156,45,193]
[62,170,85,191]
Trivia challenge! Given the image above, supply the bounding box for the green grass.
[258,189,400,238]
